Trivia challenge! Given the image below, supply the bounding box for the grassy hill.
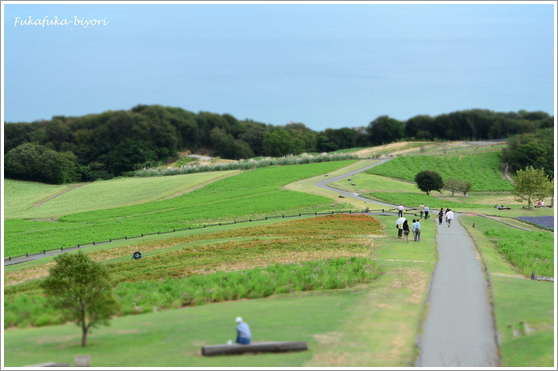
[3,141,554,367]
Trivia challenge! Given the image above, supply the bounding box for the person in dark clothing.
[402,220,410,242]
[438,208,444,225]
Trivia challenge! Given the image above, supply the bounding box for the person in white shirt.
[445,209,454,227]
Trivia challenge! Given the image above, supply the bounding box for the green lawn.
[4,171,241,220]
[4,161,356,257]
[3,147,553,367]
[3,215,437,367]
[461,216,554,367]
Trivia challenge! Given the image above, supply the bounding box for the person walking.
[402,219,410,242]
[418,203,425,218]
[438,208,444,225]
[446,209,454,227]
[424,205,430,219]
[235,317,252,345]
[397,204,404,217]
[396,216,406,239]
[412,219,421,242]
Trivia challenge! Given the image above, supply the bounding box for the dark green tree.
[40,251,119,347]
[502,128,554,179]
[238,122,267,156]
[107,138,158,174]
[263,129,304,157]
[4,143,80,184]
[367,116,404,145]
[415,170,444,195]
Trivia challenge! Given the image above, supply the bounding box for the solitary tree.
[444,178,473,196]
[512,166,553,209]
[459,180,473,196]
[415,170,444,195]
[40,251,119,347]
[443,178,462,196]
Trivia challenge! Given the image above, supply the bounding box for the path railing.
[4,208,409,263]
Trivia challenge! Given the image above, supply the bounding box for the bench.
[24,363,71,367]
[497,207,511,210]
[535,205,552,208]
[202,341,308,357]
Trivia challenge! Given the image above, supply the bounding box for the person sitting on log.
[236,317,252,345]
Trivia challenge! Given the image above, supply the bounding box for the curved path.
[5,158,501,367]
[317,159,499,367]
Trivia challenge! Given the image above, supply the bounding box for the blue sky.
[2,1,555,131]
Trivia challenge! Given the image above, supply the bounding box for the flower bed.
[515,216,555,231]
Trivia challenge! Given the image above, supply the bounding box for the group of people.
[396,216,421,242]
[417,203,430,219]
[438,208,454,227]
[396,205,456,242]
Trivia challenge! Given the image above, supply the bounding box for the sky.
[2,1,556,132]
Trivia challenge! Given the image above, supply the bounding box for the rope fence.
[4,208,417,262]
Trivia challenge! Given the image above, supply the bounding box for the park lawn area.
[328,172,417,194]
[461,216,554,367]
[4,161,356,258]
[284,159,384,210]
[330,172,554,217]
[3,180,72,218]
[4,171,242,220]
[3,214,437,367]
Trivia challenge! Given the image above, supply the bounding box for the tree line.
[4,105,553,184]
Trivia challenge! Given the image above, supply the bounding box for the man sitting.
[236,317,252,345]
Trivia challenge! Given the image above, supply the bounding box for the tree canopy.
[512,166,554,209]
[40,251,119,347]
[415,170,444,195]
[4,105,552,184]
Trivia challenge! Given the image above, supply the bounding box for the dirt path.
[31,183,87,209]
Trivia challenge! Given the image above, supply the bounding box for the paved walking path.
[315,160,499,367]
[5,159,503,367]
[415,214,499,367]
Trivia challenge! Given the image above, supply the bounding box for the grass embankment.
[365,152,512,191]
[461,216,554,367]
[4,171,241,219]
[4,161,357,257]
[4,213,438,367]
[330,153,553,217]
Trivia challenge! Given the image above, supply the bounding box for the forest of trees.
[4,105,554,184]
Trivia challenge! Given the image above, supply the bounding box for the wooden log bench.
[202,341,308,357]
[24,363,71,367]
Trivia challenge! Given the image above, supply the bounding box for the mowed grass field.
[461,216,555,367]
[4,161,358,258]
[4,212,438,367]
[4,170,242,219]
[330,150,554,217]
[3,144,555,367]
